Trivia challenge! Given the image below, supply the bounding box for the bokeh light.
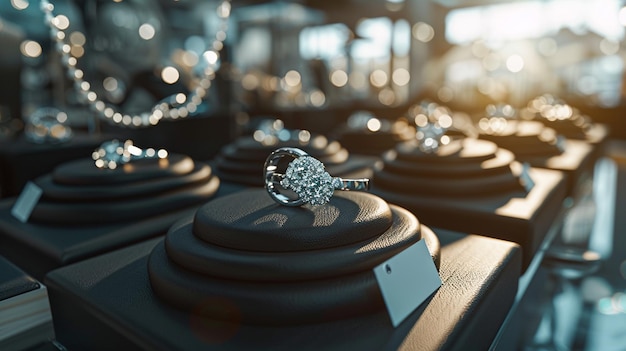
[138,23,156,40]
[161,66,180,84]
[330,70,348,87]
[20,40,42,58]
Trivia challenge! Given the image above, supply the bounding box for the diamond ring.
[92,139,168,169]
[264,147,369,206]
[24,107,73,144]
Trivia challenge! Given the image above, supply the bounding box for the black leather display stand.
[479,121,564,160]
[45,188,521,351]
[214,134,375,187]
[149,189,439,325]
[372,138,567,270]
[525,105,610,160]
[479,121,596,195]
[0,154,220,280]
[0,133,110,198]
[526,106,609,144]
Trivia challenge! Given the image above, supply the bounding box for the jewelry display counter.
[0,152,220,280]
[44,189,521,351]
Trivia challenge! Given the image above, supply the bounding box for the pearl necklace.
[40,0,231,128]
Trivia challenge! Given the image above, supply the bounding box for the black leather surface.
[0,255,39,301]
[27,155,219,225]
[149,189,439,324]
[478,120,599,196]
[374,138,525,198]
[37,163,213,201]
[479,121,564,158]
[0,200,198,281]
[30,179,218,225]
[165,210,433,281]
[382,146,515,177]
[51,155,196,185]
[45,230,520,351]
[193,190,393,251]
[523,139,596,196]
[334,125,415,156]
[530,113,594,140]
[150,241,386,324]
[214,135,376,186]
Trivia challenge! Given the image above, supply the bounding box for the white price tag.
[11,182,43,223]
[373,239,441,327]
[519,162,535,193]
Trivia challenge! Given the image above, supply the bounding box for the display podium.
[45,189,521,351]
[0,153,220,280]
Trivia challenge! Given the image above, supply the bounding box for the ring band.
[92,139,168,169]
[264,147,369,206]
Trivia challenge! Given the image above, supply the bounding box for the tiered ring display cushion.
[45,227,520,351]
[148,189,440,324]
[214,133,374,186]
[478,120,596,196]
[0,154,220,279]
[478,121,564,160]
[372,138,566,270]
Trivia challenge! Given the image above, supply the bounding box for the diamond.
[92,140,133,169]
[98,140,125,163]
[416,123,446,153]
[280,156,335,205]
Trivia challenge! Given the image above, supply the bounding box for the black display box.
[524,139,596,197]
[373,167,567,270]
[0,200,197,282]
[45,229,521,351]
[0,138,231,281]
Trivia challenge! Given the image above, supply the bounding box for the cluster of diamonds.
[92,140,129,170]
[91,140,167,169]
[416,123,447,153]
[280,156,341,205]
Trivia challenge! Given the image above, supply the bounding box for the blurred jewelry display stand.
[86,0,237,161]
[231,2,326,129]
[231,1,428,135]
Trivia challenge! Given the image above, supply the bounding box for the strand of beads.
[39,0,231,128]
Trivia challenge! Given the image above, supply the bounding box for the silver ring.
[92,139,168,169]
[264,147,369,206]
[24,107,73,144]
